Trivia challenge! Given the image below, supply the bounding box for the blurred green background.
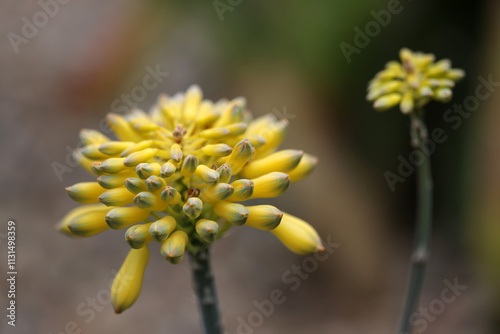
[1,0,499,333]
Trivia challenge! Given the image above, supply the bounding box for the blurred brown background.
[1,0,499,333]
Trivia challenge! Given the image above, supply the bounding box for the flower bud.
[111,246,149,314]
[160,186,181,204]
[97,171,134,189]
[373,93,402,111]
[245,205,283,231]
[134,191,166,211]
[160,160,178,177]
[400,91,414,114]
[99,157,127,173]
[201,144,233,157]
[105,206,151,229]
[124,177,147,194]
[79,129,109,146]
[107,113,143,142]
[216,163,232,183]
[135,162,161,179]
[227,179,254,201]
[195,164,219,184]
[81,144,109,160]
[145,175,166,192]
[183,197,203,219]
[241,149,303,179]
[125,223,153,249]
[57,204,108,236]
[98,141,134,155]
[149,216,177,242]
[170,143,183,162]
[123,148,158,167]
[195,219,219,243]
[181,154,199,177]
[271,213,324,255]
[161,231,188,264]
[120,140,153,157]
[199,127,230,139]
[225,139,253,175]
[201,183,234,203]
[62,204,110,237]
[99,187,135,206]
[250,172,290,199]
[213,201,249,226]
[66,182,105,204]
[287,154,318,182]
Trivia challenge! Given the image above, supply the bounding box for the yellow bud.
[183,197,203,219]
[216,163,232,183]
[97,170,135,189]
[79,129,110,146]
[195,164,219,184]
[445,69,465,81]
[271,213,324,255]
[134,191,166,211]
[213,201,249,226]
[195,219,219,243]
[161,230,188,264]
[111,246,149,314]
[418,86,433,97]
[107,113,143,142]
[98,141,134,156]
[195,100,219,126]
[105,206,151,229]
[227,179,253,201]
[145,175,166,192]
[125,223,153,249]
[120,140,153,157]
[426,59,451,77]
[99,157,127,173]
[183,84,203,122]
[123,148,158,167]
[201,144,233,157]
[124,177,147,194]
[226,122,248,136]
[247,115,287,158]
[400,91,414,114]
[149,216,177,242]
[81,144,109,160]
[72,149,95,174]
[135,162,161,179]
[160,186,182,204]
[181,155,199,177]
[160,160,178,177]
[58,204,110,237]
[199,127,230,139]
[245,205,283,231]
[434,88,452,102]
[99,187,135,206]
[170,143,183,162]
[201,183,234,203]
[373,93,402,111]
[241,149,303,179]
[249,172,290,199]
[66,182,105,204]
[225,139,253,175]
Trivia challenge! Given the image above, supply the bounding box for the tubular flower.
[367,48,465,114]
[58,86,322,313]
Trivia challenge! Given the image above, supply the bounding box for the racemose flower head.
[58,85,322,313]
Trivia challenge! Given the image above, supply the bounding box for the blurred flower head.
[367,48,465,114]
[58,85,322,313]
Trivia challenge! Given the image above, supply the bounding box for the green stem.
[397,112,433,334]
[189,247,223,334]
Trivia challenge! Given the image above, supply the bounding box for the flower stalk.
[189,247,222,334]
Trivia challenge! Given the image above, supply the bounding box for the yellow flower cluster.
[367,48,465,114]
[58,86,322,313]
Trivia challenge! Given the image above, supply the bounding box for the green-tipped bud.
[66,206,110,237]
[161,231,188,264]
[250,172,290,199]
[124,177,147,194]
[97,171,134,189]
[160,186,182,204]
[149,216,177,242]
[135,162,161,179]
[81,144,109,160]
[66,182,104,204]
[125,223,153,249]
[373,93,402,111]
[246,135,267,149]
[90,161,105,176]
[181,154,199,177]
[201,144,233,157]
[99,141,134,156]
[120,140,153,157]
[99,187,135,206]
[434,88,452,102]
[145,175,166,192]
[199,127,230,139]
[225,139,253,175]
[228,179,254,201]
[79,129,110,146]
[111,246,149,314]
[183,197,203,219]
[226,122,248,136]
[217,163,232,183]
[99,157,127,173]
[201,183,234,203]
[287,154,318,182]
[241,149,303,179]
[195,164,219,184]
[123,148,158,167]
[245,205,283,231]
[170,143,183,162]
[213,201,249,226]
[105,206,151,229]
[271,212,324,255]
[134,191,165,210]
[195,219,219,243]
[400,91,414,114]
[160,160,178,177]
